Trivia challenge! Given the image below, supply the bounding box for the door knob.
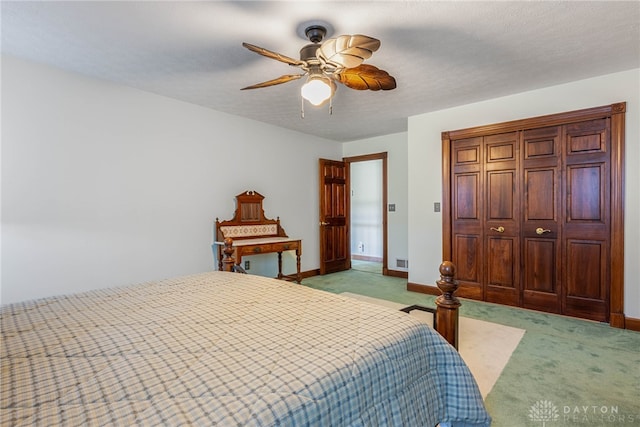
[536,227,551,235]
[320,221,329,226]
[490,226,505,233]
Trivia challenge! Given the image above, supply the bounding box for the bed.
[1,271,490,426]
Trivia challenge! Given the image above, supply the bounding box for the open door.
[319,158,350,274]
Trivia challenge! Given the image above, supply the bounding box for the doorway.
[350,159,383,273]
[318,154,389,276]
[345,153,387,275]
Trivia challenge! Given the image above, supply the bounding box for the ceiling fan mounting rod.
[305,25,326,43]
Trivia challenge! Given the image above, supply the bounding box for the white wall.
[408,68,640,318]
[1,55,342,304]
[343,133,409,270]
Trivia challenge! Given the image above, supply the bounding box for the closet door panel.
[455,174,479,220]
[522,126,561,313]
[451,137,484,299]
[565,240,607,320]
[454,235,481,282]
[484,132,519,305]
[524,169,555,220]
[523,238,559,313]
[563,119,610,321]
[486,237,515,286]
[485,235,519,305]
[567,164,606,222]
[523,239,556,292]
[487,171,515,220]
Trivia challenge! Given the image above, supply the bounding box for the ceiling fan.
[241,25,396,109]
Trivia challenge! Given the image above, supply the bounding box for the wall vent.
[396,259,408,269]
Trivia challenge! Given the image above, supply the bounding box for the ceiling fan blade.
[242,42,305,67]
[335,64,396,91]
[317,35,381,69]
[241,74,304,90]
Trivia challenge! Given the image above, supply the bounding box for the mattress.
[1,271,490,426]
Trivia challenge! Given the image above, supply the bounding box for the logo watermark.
[529,400,560,426]
[529,400,637,425]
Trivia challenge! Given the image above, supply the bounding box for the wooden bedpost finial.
[222,237,236,272]
[436,261,461,308]
[435,260,461,349]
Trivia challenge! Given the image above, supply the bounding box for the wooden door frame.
[344,152,390,275]
[442,102,626,328]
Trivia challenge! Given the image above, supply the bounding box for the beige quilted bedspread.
[1,271,489,426]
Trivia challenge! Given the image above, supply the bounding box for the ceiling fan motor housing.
[300,43,320,62]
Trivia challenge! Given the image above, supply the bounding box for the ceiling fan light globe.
[301,78,332,106]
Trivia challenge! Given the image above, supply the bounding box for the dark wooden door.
[319,158,350,274]
[451,137,484,299]
[484,132,520,306]
[521,126,562,314]
[562,118,611,322]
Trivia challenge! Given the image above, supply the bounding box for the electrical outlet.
[388,203,396,212]
[244,260,250,270]
[434,202,441,212]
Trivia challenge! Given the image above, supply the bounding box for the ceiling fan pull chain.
[300,97,305,119]
[329,96,333,115]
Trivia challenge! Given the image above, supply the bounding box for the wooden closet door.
[451,137,484,299]
[442,103,624,326]
[484,132,520,306]
[521,126,561,313]
[562,119,611,321]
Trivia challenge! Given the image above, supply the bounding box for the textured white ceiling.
[2,1,639,142]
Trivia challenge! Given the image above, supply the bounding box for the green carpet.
[302,262,640,426]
